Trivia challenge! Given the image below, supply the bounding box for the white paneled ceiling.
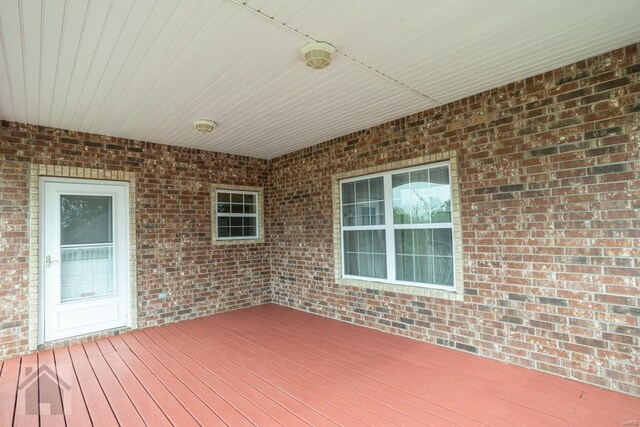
[1,0,639,159]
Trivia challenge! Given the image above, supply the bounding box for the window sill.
[212,237,265,245]
[335,277,463,301]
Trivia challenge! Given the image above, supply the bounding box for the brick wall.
[268,43,640,395]
[0,124,271,358]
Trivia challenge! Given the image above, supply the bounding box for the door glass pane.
[61,196,112,245]
[61,246,114,301]
[60,195,114,302]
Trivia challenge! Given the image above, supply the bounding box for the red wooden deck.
[0,304,638,426]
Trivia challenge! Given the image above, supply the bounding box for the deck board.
[151,326,307,426]
[0,357,20,427]
[66,344,119,427]
[93,339,173,427]
[202,320,428,425]
[51,347,92,427]
[13,353,38,427]
[169,323,370,426]
[251,307,581,396]
[176,319,389,426]
[161,323,329,426]
[37,351,65,427]
[143,327,285,426]
[181,315,460,426]
[1,304,638,426]
[114,334,227,425]
[131,330,254,426]
[216,308,566,425]
[238,307,578,423]
[99,338,199,427]
[80,341,145,425]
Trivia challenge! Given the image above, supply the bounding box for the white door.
[41,178,130,343]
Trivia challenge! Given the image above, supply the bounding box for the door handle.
[45,255,59,268]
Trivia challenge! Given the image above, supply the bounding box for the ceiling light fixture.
[300,42,336,70]
[192,119,217,134]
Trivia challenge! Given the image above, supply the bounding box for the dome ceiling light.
[193,119,217,134]
[300,42,336,70]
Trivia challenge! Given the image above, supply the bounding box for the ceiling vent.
[300,42,336,70]
[192,119,217,134]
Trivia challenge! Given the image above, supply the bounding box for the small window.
[215,189,259,240]
[340,161,456,290]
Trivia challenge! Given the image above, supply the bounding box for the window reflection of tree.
[392,180,454,286]
[60,196,112,245]
[393,185,451,224]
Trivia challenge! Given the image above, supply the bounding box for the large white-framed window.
[340,161,456,290]
[211,184,264,244]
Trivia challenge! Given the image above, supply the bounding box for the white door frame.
[38,177,131,344]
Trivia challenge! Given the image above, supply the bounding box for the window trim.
[340,161,456,290]
[215,189,259,241]
[332,153,463,301]
[211,184,264,244]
